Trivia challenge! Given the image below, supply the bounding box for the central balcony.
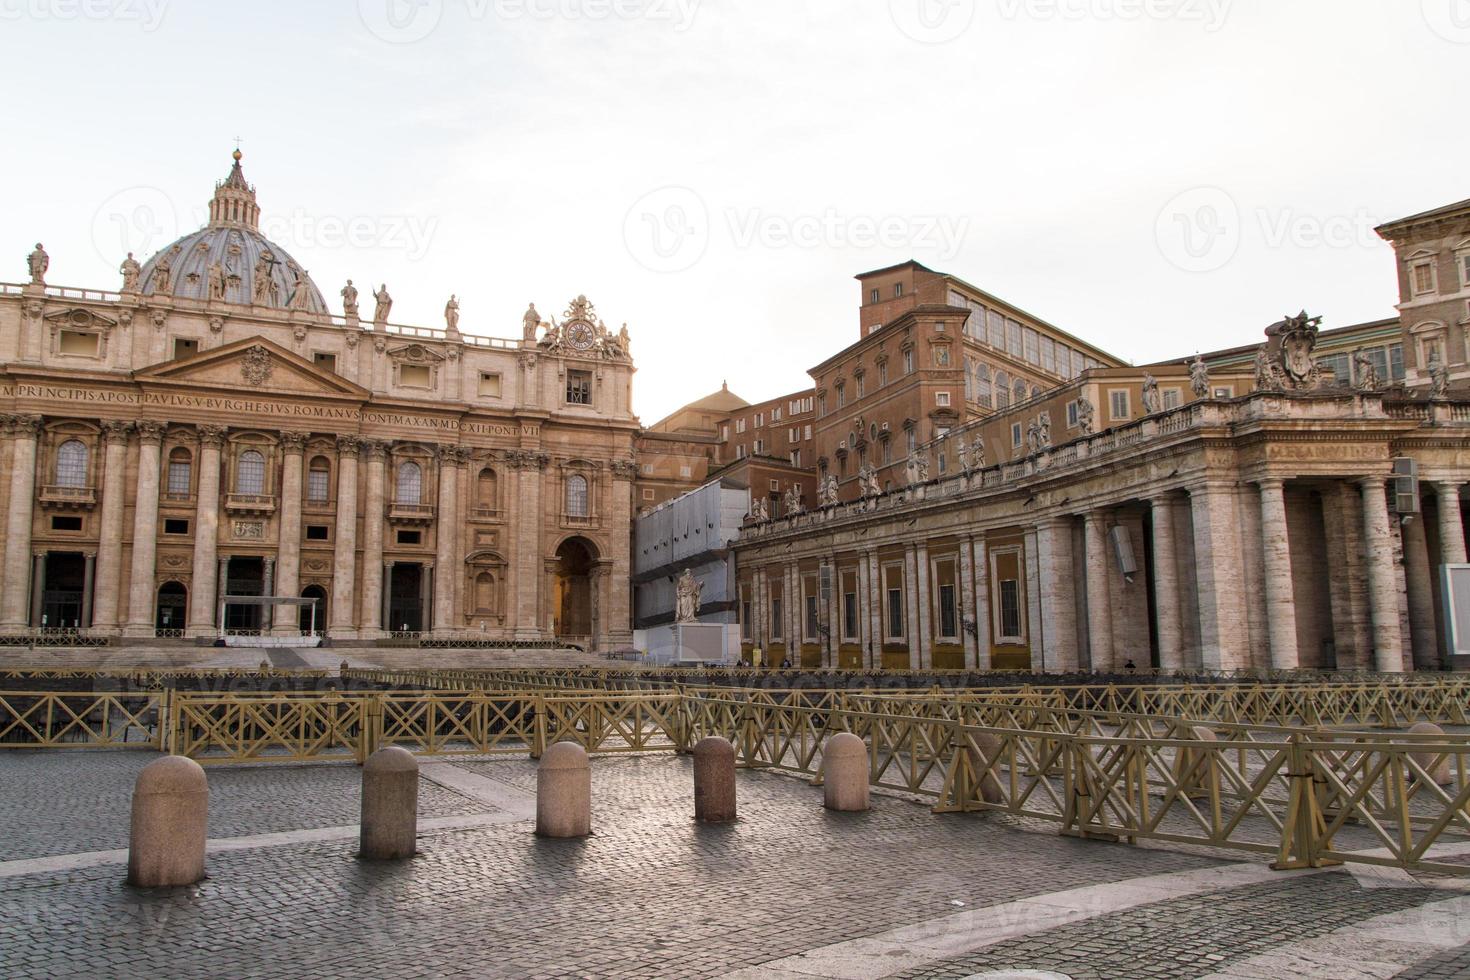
[388,502,436,525]
[225,493,277,516]
[39,484,97,510]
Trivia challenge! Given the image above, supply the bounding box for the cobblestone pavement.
[1,750,1468,978]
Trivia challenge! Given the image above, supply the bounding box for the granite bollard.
[823,732,870,812]
[1408,722,1454,785]
[693,737,737,822]
[360,746,419,860]
[537,740,592,838]
[127,755,208,887]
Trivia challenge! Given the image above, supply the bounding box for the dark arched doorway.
[554,538,595,639]
[300,585,327,635]
[156,582,187,634]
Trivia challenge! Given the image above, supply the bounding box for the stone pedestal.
[536,741,591,838]
[127,756,208,888]
[359,746,419,860]
[692,737,737,823]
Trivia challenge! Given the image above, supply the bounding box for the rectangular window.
[1011,422,1022,448]
[936,391,951,407]
[736,419,746,434]
[307,468,330,503]
[167,460,191,496]
[987,310,1005,348]
[1109,390,1130,420]
[720,424,729,441]
[164,518,190,535]
[51,515,83,532]
[400,364,432,388]
[791,450,801,467]
[1040,336,1056,374]
[305,525,329,541]
[939,583,958,640]
[771,595,783,640]
[1213,386,1234,399]
[1389,344,1405,381]
[1160,388,1180,410]
[903,349,914,374]
[396,530,421,545]
[856,376,865,398]
[754,439,764,455]
[173,338,199,360]
[804,424,812,440]
[741,598,752,639]
[1319,352,1350,384]
[999,580,1022,640]
[59,331,100,357]
[805,593,819,642]
[1023,327,1040,366]
[1006,319,1023,357]
[1067,400,1080,427]
[842,571,858,641]
[772,407,782,422]
[870,288,880,304]
[886,587,904,640]
[895,283,904,298]
[879,362,889,385]
[641,488,655,501]
[1413,262,1435,294]
[565,370,592,405]
[882,439,892,464]
[478,372,502,398]
[836,384,846,407]
[313,352,337,373]
[755,412,764,427]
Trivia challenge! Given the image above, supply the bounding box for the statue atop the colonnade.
[817,474,839,508]
[1189,355,1211,399]
[1141,375,1161,415]
[1352,347,1381,392]
[26,243,48,284]
[372,284,393,328]
[119,252,141,292]
[1429,350,1450,400]
[1266,310,1324,391]
[522,303,542,342]
[750,495,769,522]
[858,462,881,498]
[675,569,702,624]
[341,279,359,317]
[1075,396,1096,435]
[784,485,803,516]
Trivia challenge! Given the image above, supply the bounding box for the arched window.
[55,440,88,487]
[1014,379,1028,403]
[307,456,331,503]
[397,461,422,505]
[474,572,496,613]
[237,450,265,495]
[995,371,1011,409]
[565,474,589,518]
[167,448,192,496]
[477,468,498,512]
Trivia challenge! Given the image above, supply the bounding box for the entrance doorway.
[388,563,424,633]
[224,556,264,631]
[299,585,327,635]
[156,582,187,633]
[41,552,85,629]
[555,538,595,638]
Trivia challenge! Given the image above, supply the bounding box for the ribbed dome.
[136,152,329,316]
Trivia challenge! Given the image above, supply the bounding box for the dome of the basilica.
[137,152,329,316]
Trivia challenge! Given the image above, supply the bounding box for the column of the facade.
[186,425,225,636]
[359,442,387,634]
[1436,482,1467,565]
[606,461,636,647]
[329,437,361,637]
[914,542,932,669]
[80,553,96,628]
[1257,479,1300,670]
[29,554,45,627]
[1023,528,1043,669]
[514,455,543,640]
[272,432,307,633]
[1188,483,1250,670]
[216,557,229,627]
[381,562,393,632]
[972,536,991,670]
[124,421,166,636]
[0,416,42,630]
[903,545,921,668]
[1149,495,1183,670]
[958,535,978,668]
[433,447,461,635]
[421,563,434,632]
[90,420,132,632]
[1402,510,1439,670]
[1361,477,1406,672]
[866,552,882,669]
[1034,518,1079,672]
[1083,510,1114,672]
[824,556,840,668]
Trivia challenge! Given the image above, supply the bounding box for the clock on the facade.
[567,321,596,350]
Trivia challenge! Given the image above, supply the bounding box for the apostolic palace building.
[5,154,1470,674]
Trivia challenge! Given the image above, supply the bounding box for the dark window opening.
[163,518,190,535]
[306,525,329,541]
[51,516,83,532]
[396,530,421,545]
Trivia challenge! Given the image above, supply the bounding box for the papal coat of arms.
[241,345,273,386]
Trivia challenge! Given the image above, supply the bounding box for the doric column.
[433,446,462,634]
[1257,479,1300,669]
[359,441,387,634]
[381,561,393,631]
[421,562,434,632]
[1436,482,1467,565]
[30,553,46,627]
[972,535,991,670]
[272,431,307,632]
[81,553,95,628]
[124,421,166,635]
[187,425,226,635]
[958,535,978,668]
[1149,495,1184,670]
[914,542,932,669]
[903,545,921,667]
[1188,483,1250,670]
[1083,510,1113,672]
[330,437,361,636]
[607,459,637,647]
[216,556,229,628]
[513,450,544,640]
[866,551,882,669]
[90,420,132,632]
[825,557,841,668]
[262,557,275,597]
[1035,518,1078,672]
[1361,477,1406,672]
[1401,510,1438,670]
[0,415,42,630]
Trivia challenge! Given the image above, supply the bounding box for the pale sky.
[2,1,1466,422]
